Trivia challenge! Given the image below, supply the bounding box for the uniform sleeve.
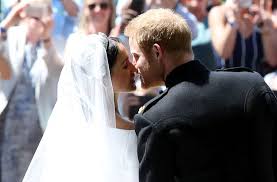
[134,114,176,182]
[263,89,277,180]
[245,83,277,180]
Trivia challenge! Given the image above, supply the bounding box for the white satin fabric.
[22,33,139,182]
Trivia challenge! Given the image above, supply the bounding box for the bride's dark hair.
[98,33,120,72]
[106,37,120,72]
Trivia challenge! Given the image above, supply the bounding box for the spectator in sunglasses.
[78,0,115,35]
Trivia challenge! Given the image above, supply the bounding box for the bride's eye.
[122,59,128,69]
[123,64,128,69]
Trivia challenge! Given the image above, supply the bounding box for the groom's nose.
[129,55,135,66]
[129,62,138,73]
[131,57,139,70]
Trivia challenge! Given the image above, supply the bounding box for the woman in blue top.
[209,0,277,75]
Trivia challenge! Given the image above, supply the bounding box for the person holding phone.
[111,0,144,38]
[0,0,63,181]
[209,0,277,75]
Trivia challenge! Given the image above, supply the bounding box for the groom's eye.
[132,53,139,61]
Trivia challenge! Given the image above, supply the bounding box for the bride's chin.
[123,86,136,92]
[114,85,136,93]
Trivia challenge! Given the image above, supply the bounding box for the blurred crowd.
[0,0,276,181]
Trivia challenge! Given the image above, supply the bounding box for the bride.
[22,33,139,182]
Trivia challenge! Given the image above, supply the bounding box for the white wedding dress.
[22,33,139,182]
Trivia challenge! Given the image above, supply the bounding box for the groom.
[125,9,276,182]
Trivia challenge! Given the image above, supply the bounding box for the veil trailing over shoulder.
[22,33,139,182]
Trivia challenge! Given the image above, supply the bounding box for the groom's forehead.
[129,39,141,54]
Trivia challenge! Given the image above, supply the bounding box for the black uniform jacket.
[134,60,277,182]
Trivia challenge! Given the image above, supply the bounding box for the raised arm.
[60,0,80,17]
[40,15,64,76]
[258,2,277,67]
[0,1,29,80]
[208,4,238,59]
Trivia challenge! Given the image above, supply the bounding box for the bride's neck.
[114,93,135,130]
[114,93,119,113]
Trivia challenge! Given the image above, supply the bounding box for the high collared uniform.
[134,60,277,182]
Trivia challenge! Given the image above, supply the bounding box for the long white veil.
[22,33,139,182]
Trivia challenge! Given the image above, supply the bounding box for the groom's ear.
[152,43,163,62]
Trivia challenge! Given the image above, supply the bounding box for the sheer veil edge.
[22,33,139,182]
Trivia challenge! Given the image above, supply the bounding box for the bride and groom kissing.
[23,9,276,182]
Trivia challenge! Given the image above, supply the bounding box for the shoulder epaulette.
[216,67,254,73]
[139,88,169,114]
